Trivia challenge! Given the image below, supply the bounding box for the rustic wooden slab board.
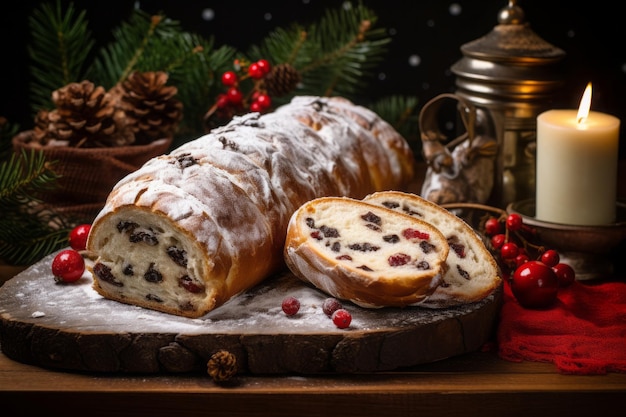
[0,250,501,375]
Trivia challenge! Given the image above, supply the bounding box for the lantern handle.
[419,93,477,172]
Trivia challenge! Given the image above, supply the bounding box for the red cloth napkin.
[497,278,626,374]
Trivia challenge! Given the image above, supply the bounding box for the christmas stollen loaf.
[86,96,415,318]
[363,191,501,307]
[283,197,450,308]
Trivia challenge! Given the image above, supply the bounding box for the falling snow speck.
[449,3,462,16]
[426,19,435,27]
[409,55,421,67]
[264,13,272,21]
[201,8,215,21]
[378,72,387,81]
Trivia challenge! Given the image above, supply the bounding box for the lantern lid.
[457,1,565,64]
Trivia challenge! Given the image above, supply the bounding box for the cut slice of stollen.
[364,191,501,307]
[284,196,450,308]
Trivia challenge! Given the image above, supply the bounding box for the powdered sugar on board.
[0,249,500,374]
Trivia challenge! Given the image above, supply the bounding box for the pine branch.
[0,150,71,265]
[297,2,390,97]
[0,118,19,162]
[87,9,195,88]
[247,1,390,102]
[27,0,95,111]
[0,214,70,266]
[87,9,233,136]
[0,149,60,207]
[370,95,422,154]
[159,34,237,137]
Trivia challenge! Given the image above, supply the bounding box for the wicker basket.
[12,130,173,223]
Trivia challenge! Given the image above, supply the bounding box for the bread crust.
[363,191,502,307]
[284,197,450,308]
[87,96,415,317]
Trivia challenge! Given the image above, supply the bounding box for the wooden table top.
[1,348,625,417]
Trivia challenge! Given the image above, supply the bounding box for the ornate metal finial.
[498,0,525,25]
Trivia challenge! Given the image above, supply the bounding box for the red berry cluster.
[212,59,273,121]
[51,224,91,283]
[483,213,575,309]
[281,295,352,329]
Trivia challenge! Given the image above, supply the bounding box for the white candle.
[536,83,620,225]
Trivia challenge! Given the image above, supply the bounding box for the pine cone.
[115,71,183,145]
[264,63,301,97]
[207,350,237,383]
[40,80,129,148]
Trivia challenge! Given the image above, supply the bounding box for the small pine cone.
[116,71,183,145]
[32,109,52,145]
[46,80,125,147]
[264,63,301,97]
[207,350,237,382]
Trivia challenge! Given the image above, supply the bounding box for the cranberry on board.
[331,308,352,329]
[68,223,91,251]
[51,249,85,283]
[281,296,301,316]
[511,260,559,309]
[322,297,343,317]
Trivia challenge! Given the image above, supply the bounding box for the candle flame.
[576,82,592,124]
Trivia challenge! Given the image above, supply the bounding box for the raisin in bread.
[284,197,450,308]
[86,96,415,318]
[363,191,501,307]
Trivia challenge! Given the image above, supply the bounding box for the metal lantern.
[450,0,566,207]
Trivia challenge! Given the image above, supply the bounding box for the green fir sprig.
[0,149,72,265]
[27,0,95,112]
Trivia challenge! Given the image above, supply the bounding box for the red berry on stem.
[506,213,523,231]
[491,234,506,250]
[515,253,529,267]
[540,249,560,268]
[227,87,243,104]
[281,296,300,316]
[52,249,85,283]
[250,101,262,112]
[484,217,501,236]
[332,308,352,329]
[256,59,271,74]
[248,62,265,79]
[221,71,238,86]
[553,262,576,287]
[69,224,91,251]
[500,242,519,260]
[216,93,230,108]
[511,260,559,309]
[255,93,271,110]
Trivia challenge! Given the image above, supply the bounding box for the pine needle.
[27,0,95,111]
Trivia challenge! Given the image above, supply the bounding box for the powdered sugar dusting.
[0,250,496,336]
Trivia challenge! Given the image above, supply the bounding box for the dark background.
[1,0,624,158]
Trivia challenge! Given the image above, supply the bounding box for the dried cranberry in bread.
[86,96,415,318]
[363,191,501,307]
[284,197,449,308]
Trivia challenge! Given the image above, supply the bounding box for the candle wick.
[577,116,587,124]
